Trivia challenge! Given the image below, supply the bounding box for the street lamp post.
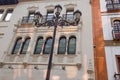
[34,4,82,80]
[45,5,62,80]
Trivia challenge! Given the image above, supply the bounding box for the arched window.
[43,37,52,54]
[12,37,22,54]
[68,36,76,54]
[58,37,66,54]
[34,37,44,54]
[20,37,30,54]
[113,20,120,31]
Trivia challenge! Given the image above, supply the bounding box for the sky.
[0,0,18,5]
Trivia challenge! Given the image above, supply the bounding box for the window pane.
[28,11,35,23]
[12,38,22,54]
[68,37,76,54]
[117,57,120,73]
[113,20,120,31]
[47,11,54,21]
[4,9,13,21]
[58,37,66,54]
[43,38,52,54]
[21,38,30,54]
[66,10,74,20]
[0,10,4,20]
[34,37,43,54]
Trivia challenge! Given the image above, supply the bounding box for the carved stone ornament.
[111,17,120,27]
[78,21,83,29]
[45,5,54,10]
[27,6,39,11]
[64,3,77,9]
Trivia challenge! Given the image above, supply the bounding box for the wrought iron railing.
[21,14,75,26]
[21,16,34,24]
[112,29,120,40]
[106,2,120,11]
[114,73,120,80]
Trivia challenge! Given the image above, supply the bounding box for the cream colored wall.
[0,0,94,80]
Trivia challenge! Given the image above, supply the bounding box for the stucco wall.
[0,0,94,80]
[100,0,120,80]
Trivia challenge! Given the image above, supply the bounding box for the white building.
[0,0,94,80]
[100,0,120,80]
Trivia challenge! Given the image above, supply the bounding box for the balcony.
[112,29,120,40]
[20,14,75,27]
[114,73,120,80]
[39,14,75,26]
[106,2,120,11]
[21,16,34,24]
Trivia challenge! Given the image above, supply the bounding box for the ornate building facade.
[0,0,94,80]
[100,0,120,80]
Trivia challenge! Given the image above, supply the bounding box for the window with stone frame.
[116,56,120,73]
[12,37,22,54]
[113,20,120,31]
[28,11,35,23]
[111,18,120,40]
[3,9,13,21]
[67,36,76,54]
[34,37,44,54]
[20,37,30,54]
[66,9,74,21]
[46,10,54,21]
[43,37,52,54]
[58,36,66,54]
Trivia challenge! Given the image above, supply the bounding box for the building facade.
[100,0,120,80]
[0,0,94,80]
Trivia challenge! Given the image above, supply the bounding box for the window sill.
[55,54,77,57]
[0,20,10,22]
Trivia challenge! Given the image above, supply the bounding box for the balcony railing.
[112,29,120,40]
[21,16,34,24]
[21,14,75,26]
[114,73,120,80]
[106,2,120,11]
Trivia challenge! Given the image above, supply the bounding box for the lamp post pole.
[45,17,58,80]
[45,5,62,80]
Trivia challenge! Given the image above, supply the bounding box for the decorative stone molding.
[78,21,83,30]
[87,59,94,74]
[45,5,54,10]
[89,0,92,4]
[0,62,4,68]
[77,51,81,54]
[23,62,28,68]
[27,6,39,11]
[111,17,120,27]
[88,78,94,80]
[64,3,77,9]
[59,34,67,38]
[58,27,78,32]
[76,63,81,70]
[87,69,94,74]
[13,27,17,32]
[45,35,53,38]
[0,33,4,36]
[104,40,120,46]
[68,34,76,38]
